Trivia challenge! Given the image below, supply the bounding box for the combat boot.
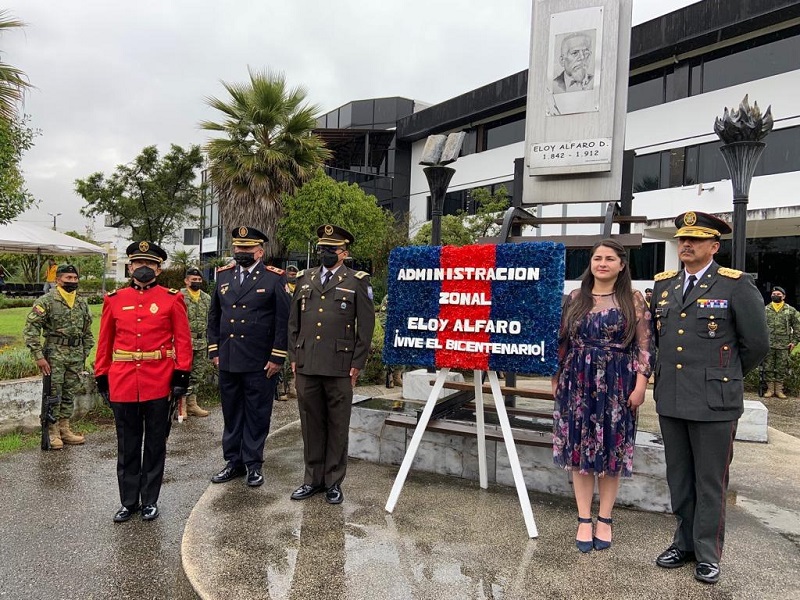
[59,419,85,445]
[764,382,775,398]
[48,423,63,450]
[776,384,788,400]
[186,395,209,417]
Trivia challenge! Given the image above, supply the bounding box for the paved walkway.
[1,385,799,599]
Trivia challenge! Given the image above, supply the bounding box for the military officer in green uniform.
[180,267,211,418]
[288,224,375,504]
[763,285,800,399]
[23,264,94,449]
[652,211,769,584]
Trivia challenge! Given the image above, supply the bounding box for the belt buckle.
[133,351,143,360]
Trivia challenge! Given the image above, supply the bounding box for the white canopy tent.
[0,221,108,292]
[0,221,105,255]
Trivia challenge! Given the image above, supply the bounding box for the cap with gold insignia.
[673,211,732,239]
[231,226,267,247]
[56,264,79,276]
[126,241,167,263]
[316,224,354,248]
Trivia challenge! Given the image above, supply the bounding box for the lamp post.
[48,212,62,231]
[714,95,773,271]
[420,132,466,247]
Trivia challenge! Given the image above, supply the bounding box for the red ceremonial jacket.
[95,284,192,402]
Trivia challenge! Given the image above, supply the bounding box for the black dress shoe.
[325,483,344,505]
[113,504,140,523]
[141,504,159,521]
[290,484,325,500]
[656,545,696,568]
[210,464,246,484]
[246,467,264,487]
[694,562,720,584]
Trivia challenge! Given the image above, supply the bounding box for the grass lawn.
[0,304,103,363]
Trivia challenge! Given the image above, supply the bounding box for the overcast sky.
[5,0,701,239]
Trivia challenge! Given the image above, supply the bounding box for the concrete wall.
[0,375,101,435]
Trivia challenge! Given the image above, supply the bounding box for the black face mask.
[189,282,203,291]
[772,295,783,302]
[233,252,257,268]
[132,266,156,284]
[319,249,339,269]
[60,282,79,293]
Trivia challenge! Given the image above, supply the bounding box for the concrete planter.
[0,374,101,435]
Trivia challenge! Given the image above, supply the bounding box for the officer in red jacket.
[95,241,192,523]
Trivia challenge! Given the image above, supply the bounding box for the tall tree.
[0,10,32,122]
[410,185,510,246]
[76,144,204,246]
[0,114,38,223]
[279,170,393,261]
[200,69,331,258]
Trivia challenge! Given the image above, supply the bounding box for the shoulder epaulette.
[355,271,369,280]
[168,288,179,294]
[216,263,235,272]
[654,270,679,282]
[107,290,117,297]
[266,265,285,275]
[296,270,305,277]
[718,267,743,279]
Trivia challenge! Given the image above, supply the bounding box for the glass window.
[629,242,665,280]
[633,152,661,192]
[684,145,699,185]
[484,113,526,151]
[702,29,800,94]
[460,129,478,157]
[183,228,200,245]
[339,103,352,129]
[689,62,702,96]
[326,110,338,129]
[565,249,590,279]
[374,98,397,127]
[627,75,663,112]
[697,140,728,183]
[755,127,800,176]
[351,100,374,127]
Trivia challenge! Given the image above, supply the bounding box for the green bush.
[744,367,760,393]
[782,353,800,396]
[0,295,36,309]
[0,346,39,379]
[194,356,220,405]
[361,319,386,385]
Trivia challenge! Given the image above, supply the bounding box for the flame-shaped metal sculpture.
[714,94,774,144]
[714,95,773,271]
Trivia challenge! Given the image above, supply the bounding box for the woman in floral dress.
[552,239,654,552]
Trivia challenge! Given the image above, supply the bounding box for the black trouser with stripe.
[659,415,737,563]
[112,398,169,508]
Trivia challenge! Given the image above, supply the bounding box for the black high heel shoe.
[593,516,613,550]
[576,517,593,553]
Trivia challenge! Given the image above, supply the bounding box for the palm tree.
[0,11,32,122]
[200,69,331,258]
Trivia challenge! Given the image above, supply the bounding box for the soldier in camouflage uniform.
[180,268,211,417]
[763,285,800,399]
[23,264,94,449]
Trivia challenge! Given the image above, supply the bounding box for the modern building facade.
[397,0,800,301]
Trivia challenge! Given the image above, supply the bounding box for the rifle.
[40,373,60,450]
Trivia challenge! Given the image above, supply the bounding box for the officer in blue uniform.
[652,211,769,584]
[208,226,290,487]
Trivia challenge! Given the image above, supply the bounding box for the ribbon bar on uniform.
[112,349,176,362]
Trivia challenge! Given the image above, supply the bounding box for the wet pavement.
[2,385,800,600]
[0,397,299,600]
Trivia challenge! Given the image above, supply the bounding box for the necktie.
[323,271,332,286]
[683,274,697,301]
[239,268,247,285]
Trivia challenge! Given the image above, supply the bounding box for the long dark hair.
[561,239,638,346]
